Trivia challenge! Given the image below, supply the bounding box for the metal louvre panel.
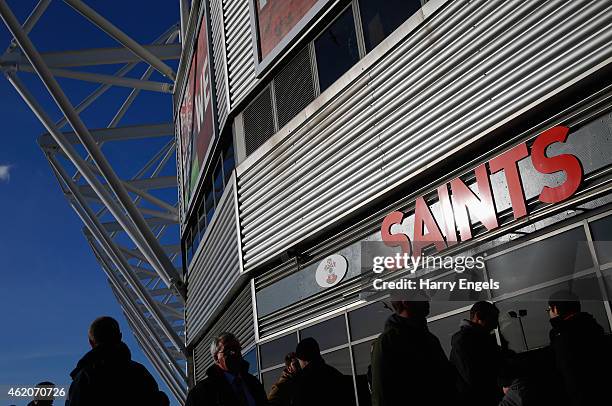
[258,275,365,338]
[193,286,255,382]
[274,47,316,129]
[222,0,258,106]
[186,175,241,345]
[237,0,612,271]
[243,85,275,155]
[210,0,230,129]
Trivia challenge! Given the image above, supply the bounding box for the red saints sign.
[382,126,583,257]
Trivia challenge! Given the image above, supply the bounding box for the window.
[213,158,224,204]
[485,227,593,297]
[359,0,422,52]
[223,142,235,185]
[197,199,207,239]
[261,367,283,394]
[590,214,612,265]
[300,315,348,350]
[204,181,214,224]
[260,333,297,369]
[314,6,360,93]
[427,311,470,356]
[348,301,391,340]
[244,348,259,376]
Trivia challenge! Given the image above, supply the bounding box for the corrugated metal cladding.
[193,286,255,382]
[222,0,258,106]
[186,175,242,346]
[237,0,612,272]
[209,0,230,130]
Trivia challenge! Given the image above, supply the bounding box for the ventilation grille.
[274,47,316,129]
[243,85,276,156]
[193,285,255,382]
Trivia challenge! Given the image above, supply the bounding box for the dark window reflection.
[590,214,612,264]
[213,158,224,203]
[300,315,347,351]
[223,142,235,185]
[261,366,283,395]
[260,333,297,369]
[244,348,259,376]
[314,7,360,93]
[359,0,422,52]
[496,276,608,353]
[486,227,593,297]
[427,311,469,356]
[348,302,392,340]
[204,181,215,224]
[321,348,357,405]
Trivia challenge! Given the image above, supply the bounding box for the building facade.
[175,0,612,403]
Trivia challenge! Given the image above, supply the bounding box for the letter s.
[531,126,582,203]
[381,211,411,255]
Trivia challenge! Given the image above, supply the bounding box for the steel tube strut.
[0,3,185,299]
[63,0,176,80]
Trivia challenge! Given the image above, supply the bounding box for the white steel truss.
[0,1,191,403]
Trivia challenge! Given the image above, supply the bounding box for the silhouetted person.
[547,291,608,406]
[65,316,163,406]
[450,301,504,406]
[185,332,267,406]
[496,355,539,406]
[371,297,457,406]
[292,337,352,406]
[268,352,300,406]
[27,381,54,406]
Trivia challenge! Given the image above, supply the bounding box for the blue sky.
[0,1,181,405]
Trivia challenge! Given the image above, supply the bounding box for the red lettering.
[489,143,529,219]
[381,211,411,255]
[531,126,582,203]
[450,164,499,241]
[437,184,457,246]
[413,197,447,257]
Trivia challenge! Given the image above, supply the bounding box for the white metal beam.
[63,0,176,80]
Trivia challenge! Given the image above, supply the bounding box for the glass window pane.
[359,0,422,52]
[427,311,470,357]
[352,341,374,406]
[314,6,360,93]
[427,271,488,317]
[260,333,297,369]
[213,158,224,203]
[590,214,612,265]
[244,348,258,376]
[205,181,215,223]
[486,227,593,297]
[348,301,392,340]
[495,275,609,353]
[261,366,283,395]
[300,315,347,351]
[320,348,357,405]
[198,199,206,238]
[223,142,235,186]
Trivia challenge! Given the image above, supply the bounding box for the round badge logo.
[315,254,348,288]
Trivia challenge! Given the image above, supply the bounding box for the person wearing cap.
[371,294,457,406]
[547,290,608,406]
[450,301,504,406]
[292,337,352,406]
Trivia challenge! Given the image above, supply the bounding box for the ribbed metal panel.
[237,0,612,271]
[193,285,255,382]
[210,0,230,130]
[222,0,258,106]
[274,47,316,130]
[186,174,242,345]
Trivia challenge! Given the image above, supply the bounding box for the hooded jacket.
[65,341,162,406]
[549,312,609,406]
[450,319,504,406]
[371,314,458,406]
[185,362,268,406]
